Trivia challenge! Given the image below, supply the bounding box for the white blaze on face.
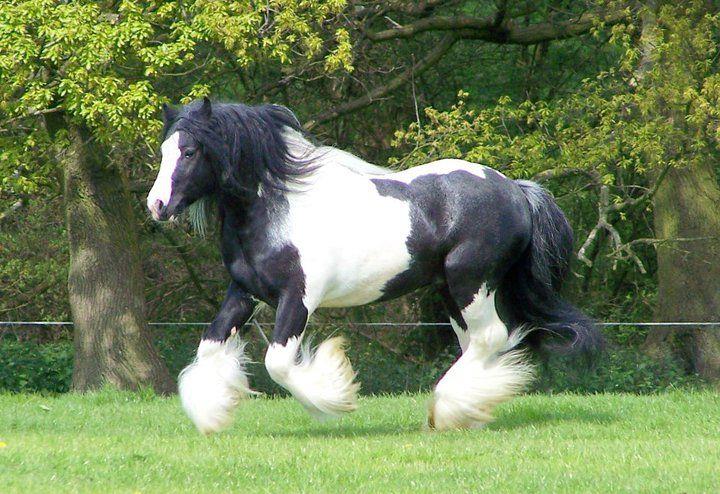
[147,131,181,211]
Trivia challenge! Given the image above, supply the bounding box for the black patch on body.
[372,169,532,312]
[220,190,305,308]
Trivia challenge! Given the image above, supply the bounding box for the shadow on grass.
[247,402,618,439]
[491,402,618,431]
[247,421,422,439]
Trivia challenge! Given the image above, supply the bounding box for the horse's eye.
[184,149,196,159]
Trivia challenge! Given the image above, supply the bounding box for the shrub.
[0,340,73,393]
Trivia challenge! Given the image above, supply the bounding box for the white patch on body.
[147,131,181,210]
[178,337,253,434]
[429,286,534,431]
[265,335,359,419]
[280,147,413,309]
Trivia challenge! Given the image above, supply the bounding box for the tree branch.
[577,184,648,274]
[0,199,25,225]
[608,161,672,212]
[353,0,450,19]
[533,167,601,184]
[0,107,62,133]
[305,34,458,130]
[365,9,629,45]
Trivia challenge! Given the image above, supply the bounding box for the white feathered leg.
[179,337,253,434]
[429,288,534,430]
[428,346,534,430]
[265,335,359,419]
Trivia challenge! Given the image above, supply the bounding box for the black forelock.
[164,100,314,196]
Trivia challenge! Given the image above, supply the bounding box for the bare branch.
[365,9,629,45]
[608,161,672,212]
[305,34,458,130]
[577,184,647,274]
[0,199,25,225]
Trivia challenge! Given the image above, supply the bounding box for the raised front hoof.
[426,395,493,431]
[297,336,360,420]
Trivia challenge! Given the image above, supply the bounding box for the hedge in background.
[0,331,706,395]
[0,341,73,393]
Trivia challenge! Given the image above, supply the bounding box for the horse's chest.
[284,179,414,309]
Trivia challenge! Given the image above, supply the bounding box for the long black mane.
[166,100,315,196]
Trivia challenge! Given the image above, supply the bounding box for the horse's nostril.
[154,199,164,211]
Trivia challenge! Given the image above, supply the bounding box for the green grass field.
[1,390,718,493]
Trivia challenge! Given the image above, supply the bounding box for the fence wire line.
[1,321,720,328]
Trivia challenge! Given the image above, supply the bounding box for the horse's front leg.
[179,282,256,434]
[264,293,359,419]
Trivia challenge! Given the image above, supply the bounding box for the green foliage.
[0,0,352,199]
[393,4,720,180]
[0,197,69,321]
[1,327,707,395]
[535,344,705,394]
[0,340,72,393]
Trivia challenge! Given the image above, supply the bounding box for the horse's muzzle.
[149,199,168,221]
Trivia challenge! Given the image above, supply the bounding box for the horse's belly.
[317,250,411,308]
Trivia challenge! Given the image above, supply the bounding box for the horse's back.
[377,159,532,246]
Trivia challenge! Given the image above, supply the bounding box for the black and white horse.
[147,98,600,433]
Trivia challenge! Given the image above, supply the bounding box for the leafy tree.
[0,0,351,392]
[392,1,720,380]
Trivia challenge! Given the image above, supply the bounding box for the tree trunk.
[61,123,175,394]
[645,162,720,381]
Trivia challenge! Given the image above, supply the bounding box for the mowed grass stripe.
[1,391,718,493]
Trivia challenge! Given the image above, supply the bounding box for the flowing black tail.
[499,180,603,357]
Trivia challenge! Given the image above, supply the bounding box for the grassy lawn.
[1,390,718,493]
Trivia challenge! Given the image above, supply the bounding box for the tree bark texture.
[61,123,175,394]
[647,162,720,381]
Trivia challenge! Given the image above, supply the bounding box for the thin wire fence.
[4,319,718,350]
[1,321,720,328]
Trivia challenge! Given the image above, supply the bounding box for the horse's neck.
[219,190,283,247]
[282,129,391,177]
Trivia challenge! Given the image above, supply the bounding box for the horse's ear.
[162,103,178,123]
[200,97,212,119]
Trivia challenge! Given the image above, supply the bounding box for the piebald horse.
[147,98,600,433]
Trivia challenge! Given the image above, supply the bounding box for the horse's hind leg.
[428,245,534,431]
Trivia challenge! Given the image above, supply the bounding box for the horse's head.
[148,98,317,221]
[147,98,217,221]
